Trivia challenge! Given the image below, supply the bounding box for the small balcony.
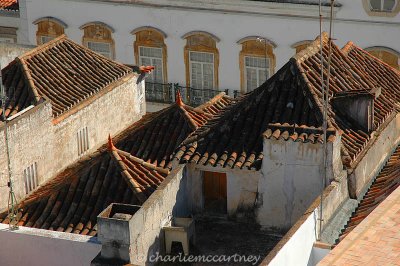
[145,81,238,108]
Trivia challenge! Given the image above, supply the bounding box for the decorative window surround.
[365,46,400,69]
[183,31,219,91]
[133,26,168,102]
[238,37,276,93]
[81,22,115,59]
[34,17,66,45]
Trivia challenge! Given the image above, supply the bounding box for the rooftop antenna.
[318,0,335,241]
[0,64,18,230]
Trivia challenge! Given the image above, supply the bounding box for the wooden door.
[203,171,227,213]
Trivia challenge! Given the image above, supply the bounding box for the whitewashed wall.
[19,0,400,92]
[259,138,338,230]
[186,165,262,217]
[263,208,319,266]
[0,223,101,266]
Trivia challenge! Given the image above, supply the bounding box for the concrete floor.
[157,215,283,266]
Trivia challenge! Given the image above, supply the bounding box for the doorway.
[203,171,227,214]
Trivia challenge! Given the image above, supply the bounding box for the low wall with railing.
[145,81,238,107]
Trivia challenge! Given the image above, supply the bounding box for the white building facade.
[6,0,400,109]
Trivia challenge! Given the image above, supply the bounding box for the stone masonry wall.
[0,74,144,211]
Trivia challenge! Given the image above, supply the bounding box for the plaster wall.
[265,208,319,266]
[125,166,188,265]
[20,0,399,92]
[307,246,331,266]
[0,102,54,211]
[259,138,336,229]
[350,113,400,199]
[186,164,262,217]
[261,180,348,265]
[0,42,34,67]
[0,223,101,266]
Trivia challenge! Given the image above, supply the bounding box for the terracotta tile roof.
[0,95,225,235]
[113,100,212,169]
[263,123,336,144]
[0,142,168,235]
[336,144,400,244]
[175,60,324,170]
[0,35,132,120]
[295,33,398,167]
[175,33,400,171]
[319,185,400,266]
[0,0,18,11]
[195,92,234,116]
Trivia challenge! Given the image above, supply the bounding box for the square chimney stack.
[91,203,141,266]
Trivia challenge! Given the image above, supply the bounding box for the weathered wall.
[0,223,101,266]
[259,137,339,230]
[349,113,400,199]
[261,181,348,266]
[227,169,261,217]
[186,165,262,217]
[0,102,54,211]
[126,166,188,265]
[53,74,143,173]
[0,75,144,212]
[0,42,34,68]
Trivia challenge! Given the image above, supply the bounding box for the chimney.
[331,88,380,132]
[91,203,141,266]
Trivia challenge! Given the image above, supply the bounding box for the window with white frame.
[189,51,214,91]
[23,162,38,194]
[245,56,269,92]
[77,127,89,156]
[139,46,163,83]
[369,0,397,11]
[87,41,112,58]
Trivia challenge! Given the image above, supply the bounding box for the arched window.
[132,27,167,84]
[292,40,312,54]
[238,36,276,93]
[183,31,219,99]
[362,0,399,16]
[365,47,400,70]
[80,22,115,59]
[34,17,66,45]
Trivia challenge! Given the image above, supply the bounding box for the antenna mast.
[318,0,334,241]
[0,65,18,229]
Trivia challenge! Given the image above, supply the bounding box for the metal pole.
[1,65,18,230]
[318,0,334,241]
[264,39,268,81]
